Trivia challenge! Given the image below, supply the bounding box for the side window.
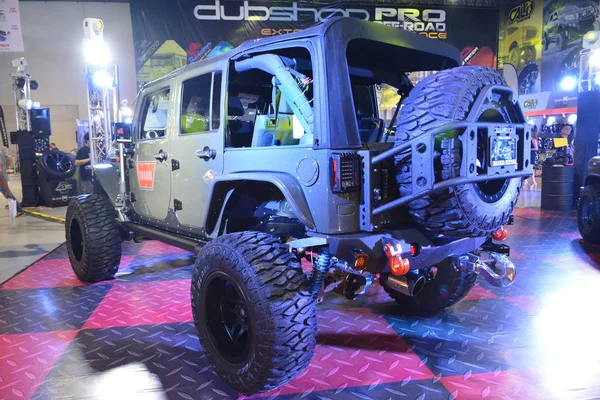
[226,47,314,148]
[140,89,170,140]
[180,71,222,134]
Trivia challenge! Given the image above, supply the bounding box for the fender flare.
[205,172,316,234]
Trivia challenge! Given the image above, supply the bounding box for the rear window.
[346,39,440,142]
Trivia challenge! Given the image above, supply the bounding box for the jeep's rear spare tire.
[394,66,521,237]
[66,194,122,282]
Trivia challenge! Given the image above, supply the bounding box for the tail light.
[330,153,361,194]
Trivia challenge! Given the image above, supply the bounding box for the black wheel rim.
[204,271,252,365]
[580,197,594,232]
[70,218,84,262]
[45,152,73,173]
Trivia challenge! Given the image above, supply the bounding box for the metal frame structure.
[579,31,600,92]
[83,18,121,165]
[11,58,33,132]
[84,60,113,164]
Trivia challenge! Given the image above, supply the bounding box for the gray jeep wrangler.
[65,18,532,394]
[578,156,600,243]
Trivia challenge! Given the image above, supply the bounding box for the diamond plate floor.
[1,207,600,400]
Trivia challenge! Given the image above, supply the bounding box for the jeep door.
[131,85,173,220]
[169,68,224,229]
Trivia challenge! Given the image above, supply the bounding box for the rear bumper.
[304,228,489,275]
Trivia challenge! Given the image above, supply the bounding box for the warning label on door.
[136,161,156,190]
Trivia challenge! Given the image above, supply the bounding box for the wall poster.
[541,0,599,92]
[130,0,500,88]
[498,0,543,95]
[0,0,24,52]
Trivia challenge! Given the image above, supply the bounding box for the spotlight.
[30,80,38,90]
[547,116,556,125]
[121,106,132,117]
[527,119,535,125]
[559,75,577,91]
[17,99,32,110]
[568,114,577,124]
[83,39,109,65]
[591,50,600,67]
[594,73,600,86]
[92,70,114,88]
[14,77,25,88]
[93,115,101,123]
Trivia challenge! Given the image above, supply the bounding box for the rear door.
[169,69,225,229]
[131,85,173,220]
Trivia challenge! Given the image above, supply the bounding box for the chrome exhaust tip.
[384,272,427,297]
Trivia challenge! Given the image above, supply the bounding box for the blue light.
[559,75,577,91]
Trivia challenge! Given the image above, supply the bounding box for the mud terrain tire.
[578,184,600,244]
[395,66,521,238]
[66,194,122,282]
[384,258,477,313]
[192,231,317,395]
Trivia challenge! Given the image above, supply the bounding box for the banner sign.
[541,0,599,93]
[498,0,543,95]
[0,0,24,52]
[130,0,499,86]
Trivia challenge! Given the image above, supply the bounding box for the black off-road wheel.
[578,184,600,244]
[192,231,317,395]
[66,194,122,283]
[395,66,521,238]
[384,258,477,314]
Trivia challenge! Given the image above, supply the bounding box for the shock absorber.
[309,252,331,300]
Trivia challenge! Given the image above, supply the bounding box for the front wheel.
[578,184,600,244]
[383,258,477,313]
[66,194,122,282]
[191,232,317,395]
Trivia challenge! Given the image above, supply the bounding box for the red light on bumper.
[492,226,508,241]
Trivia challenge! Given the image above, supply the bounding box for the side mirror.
[115,122,132,143]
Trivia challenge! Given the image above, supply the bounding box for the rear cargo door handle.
[196,146,216,161]
[153,149,168,162]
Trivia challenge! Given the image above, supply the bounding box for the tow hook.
[456,252,516,288]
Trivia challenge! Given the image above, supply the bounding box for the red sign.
[136,162,156,190]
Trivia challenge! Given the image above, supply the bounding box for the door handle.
[196,146,216,161]
[153,149,168,162]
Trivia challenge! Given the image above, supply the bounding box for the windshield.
[346,39,438,143]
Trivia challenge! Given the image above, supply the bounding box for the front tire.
[192,232,317,395]
[578,184,600,244]
[66,194,122,282]
[383,258,477,313]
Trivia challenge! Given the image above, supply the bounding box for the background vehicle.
[65,18,532,395]
[501,25,540,70]
[543,3,599,51]
[578,156,600,243]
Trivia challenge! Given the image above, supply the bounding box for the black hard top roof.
[145,17,461,88]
